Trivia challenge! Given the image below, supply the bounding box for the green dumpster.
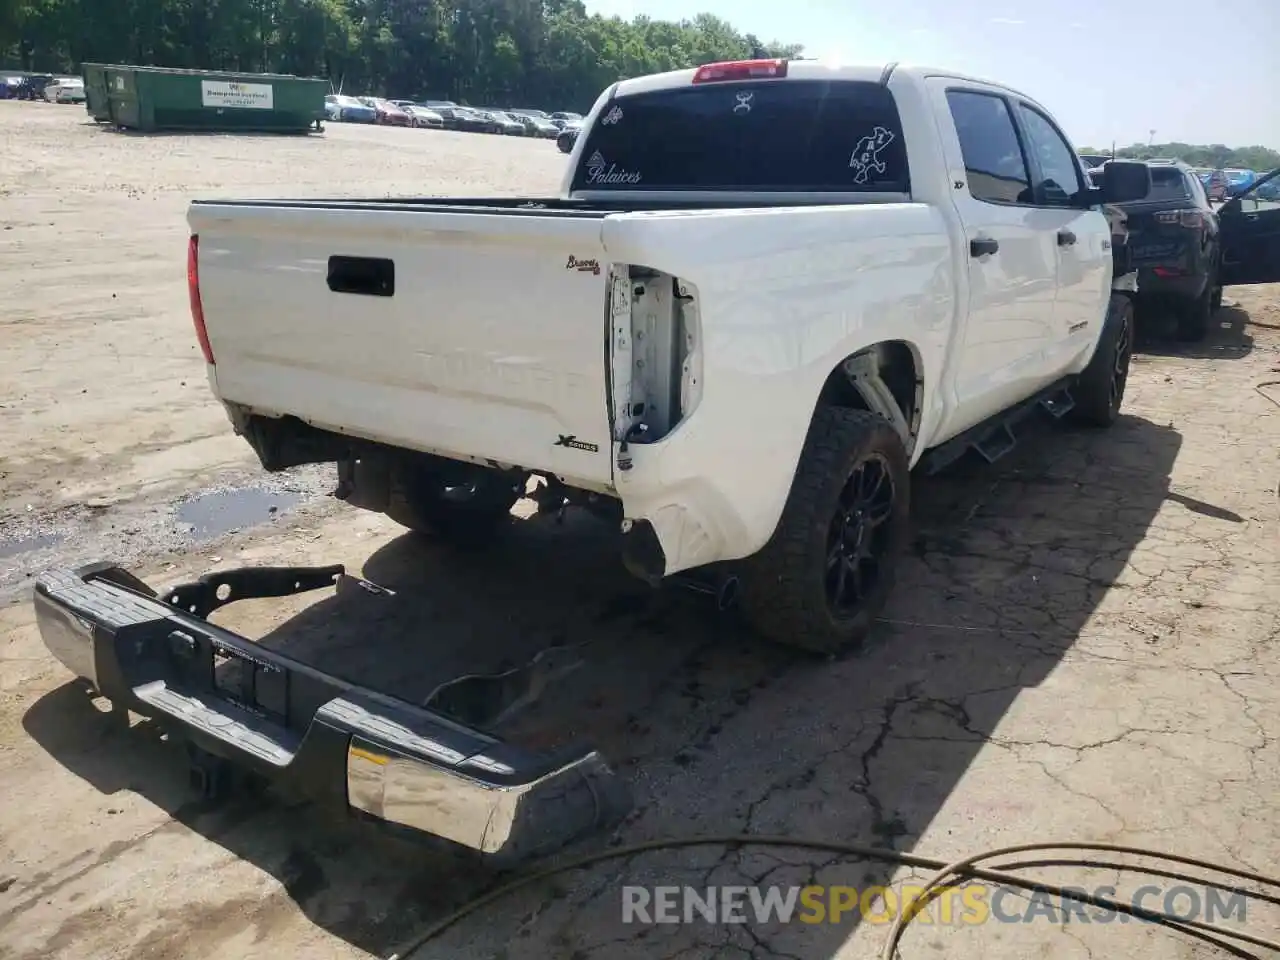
[92,65,326,133]
[81,63,117,122]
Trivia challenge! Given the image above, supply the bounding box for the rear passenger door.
[1009,100,1112,366]
[929,82,1061,436]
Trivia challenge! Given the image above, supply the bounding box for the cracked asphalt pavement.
[2,105,1279,960]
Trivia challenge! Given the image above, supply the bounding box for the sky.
[582,0,1279,151]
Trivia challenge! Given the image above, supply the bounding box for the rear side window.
[570,80,909,193]
[945,90,1031,204]
[1187,172,1208,206]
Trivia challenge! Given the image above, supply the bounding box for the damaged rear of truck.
[187,62,932,603]
[33,59,1150,861]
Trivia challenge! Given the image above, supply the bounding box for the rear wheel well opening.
[815,341,922,455]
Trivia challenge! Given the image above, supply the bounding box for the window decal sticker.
[733,91,753,115]
[585,150,643,186]
[848,126,897,184]
[601,105,623,125]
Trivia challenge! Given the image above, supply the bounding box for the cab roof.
[610,59,1036,104]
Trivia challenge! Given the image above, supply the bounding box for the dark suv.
[1092,161,1220,341]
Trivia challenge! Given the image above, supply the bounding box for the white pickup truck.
[34,59,1153,867]
[184,59,1152,654]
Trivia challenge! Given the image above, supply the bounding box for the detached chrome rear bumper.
[33,562,627,864]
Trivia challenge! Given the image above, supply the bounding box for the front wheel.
[1069,293,1134,428]
[739,408,911,655]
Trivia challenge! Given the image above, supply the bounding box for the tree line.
[4,1,1273,160]
[1,0,801,110]
[1080,142,1280,173]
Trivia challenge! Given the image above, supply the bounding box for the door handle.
[970,237,999,258]
[327,255,395,297]
[1057,229,1077,247]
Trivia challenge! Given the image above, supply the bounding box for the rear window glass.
[1143,167,1191,202]
[570,80,909,193]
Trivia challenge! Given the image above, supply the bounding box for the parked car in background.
[509,107,549,119]
[1091,160,1221,341]
[358,97,412,126]
[1204,168,1229,201]
[1224,168,1256,196]
[14,75,53,100]
[44,77,85,103]
[452,108,501,134]
[480,110,527,135]
[556,125,580,153]
[325,94,377,123]
[426,106,466,130]
[549,111,582,128]
[405,105,445,129]
[1079,154,1112,169]
[509,112,560,137]
[0,76,20,99]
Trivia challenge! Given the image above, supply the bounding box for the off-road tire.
[1175,287,1213,342]
[385,462,523,545]
[739,408,911,655]
[1069,293,1134,428]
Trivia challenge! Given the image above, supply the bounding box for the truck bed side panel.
[602,202,956,573]
[189,204,616,487]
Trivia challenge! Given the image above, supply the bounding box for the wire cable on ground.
[1256,380,1280,411]
[386,835,1280,960]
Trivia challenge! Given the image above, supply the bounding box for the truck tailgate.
[188,202,616,487]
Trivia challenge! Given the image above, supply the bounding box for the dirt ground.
[2,100,1280,960]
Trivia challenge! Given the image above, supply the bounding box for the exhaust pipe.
[671,569,741,612]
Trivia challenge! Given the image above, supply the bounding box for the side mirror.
[1098,160,1151,204]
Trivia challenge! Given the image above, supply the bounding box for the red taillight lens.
[187,234,214,365]
[692,58,788,84]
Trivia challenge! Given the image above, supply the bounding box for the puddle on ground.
[0,531,65,560]
[176,487,304,541]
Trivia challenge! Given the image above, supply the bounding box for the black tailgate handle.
[327,255,395,297]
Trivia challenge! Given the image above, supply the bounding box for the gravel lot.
[2,100,1279,960]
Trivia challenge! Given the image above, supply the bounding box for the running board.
[919,378,1076,476]
[972,424,1016,464]
[1038,388,1076,420]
